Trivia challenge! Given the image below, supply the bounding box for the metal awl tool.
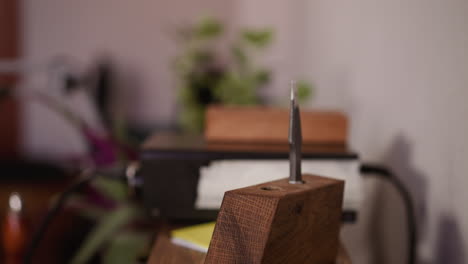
[289,81,304,184]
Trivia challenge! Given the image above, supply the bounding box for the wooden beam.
[0,0,19,157]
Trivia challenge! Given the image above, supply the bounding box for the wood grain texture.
[204,106,348,145]
[205,174,344,264]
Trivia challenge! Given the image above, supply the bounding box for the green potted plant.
[173,17,312,133]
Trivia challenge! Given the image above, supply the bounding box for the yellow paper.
[170,222,216,252]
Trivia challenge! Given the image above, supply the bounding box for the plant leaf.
[242,29,274,48]
[253,69,270,85]
[232,45,247,69]
[296,80,314,103]
[92,177,128,202]
[103,232,150,264]
[195,17,223,39]
[70,206,136,264]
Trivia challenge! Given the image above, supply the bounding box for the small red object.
[2,193,28,264]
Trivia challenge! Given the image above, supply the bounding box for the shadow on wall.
[433,214,465,264]
[367,134,428,264]
[368,134,466,264]
[385,135,429,248]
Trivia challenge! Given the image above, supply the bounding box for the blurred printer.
[139,133,362,222]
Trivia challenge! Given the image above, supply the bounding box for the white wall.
[233,0,312,102]
[303,1,468,263]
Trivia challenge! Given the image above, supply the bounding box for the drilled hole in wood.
[261,186,282,191]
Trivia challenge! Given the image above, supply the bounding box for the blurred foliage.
[296,80,313,104]
[173,17,313,133]
[69,178,151,264]
[7,56,150,263]
[102,232,150,264]
[242,29,273,48]
[70,205,137,264]
[194,17,223,39]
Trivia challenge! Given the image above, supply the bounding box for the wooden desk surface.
[147,224,351,264]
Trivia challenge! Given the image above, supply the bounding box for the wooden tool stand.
[206,174,344,264]
[149,174,348,264]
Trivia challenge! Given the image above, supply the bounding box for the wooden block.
[204,106,348,145]
[205,174,344,264]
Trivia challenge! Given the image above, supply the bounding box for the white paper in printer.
[195,159,362,210]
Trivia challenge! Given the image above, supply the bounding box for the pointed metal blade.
[289,81,303,184]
